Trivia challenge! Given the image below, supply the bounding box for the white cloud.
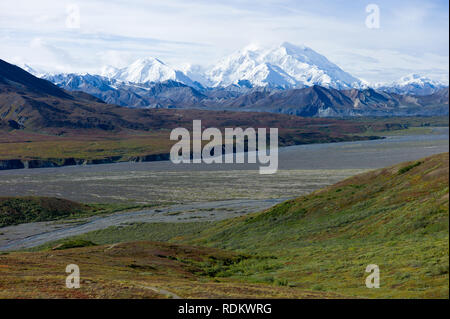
[0,0,448,83]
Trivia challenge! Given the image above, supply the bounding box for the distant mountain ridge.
[106,57,204,90]
[4,39,449,118]
[375,74,447,96]
[43,73,207,108]
[42,71,449,117]
[20,42,448,95]
[5,58,390,135]
[32,42,447,111]
[234,85,449,117]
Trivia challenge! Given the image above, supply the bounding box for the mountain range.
[374,73,448,96]
[5,42,449,118]
[38,42,447,93]
[0,57,448,170]
[42,71,448,117]
[2,58,374,135]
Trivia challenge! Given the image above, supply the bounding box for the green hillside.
[185,153,449,298]
[15,153,449,298]
[0,197,153,227]
[0,197,92,227]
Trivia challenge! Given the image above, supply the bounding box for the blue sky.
[0,0,448,83]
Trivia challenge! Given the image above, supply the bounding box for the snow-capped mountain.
[100,65,119,78]
[107,57,199,88]
[95,42,364,90]
[204,42,363,89]
[43,72,207,108]
[22,41,447,116]
[19,43,449,95]
[176,63,210,87]
[37,65,447,116]
[375,74,447,96]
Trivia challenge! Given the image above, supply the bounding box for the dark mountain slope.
[0,59,71,99]
[246,85,354,116]
[238,86,448,116]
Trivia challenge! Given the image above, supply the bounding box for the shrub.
[398,161,422,174]
[52,239,96,250]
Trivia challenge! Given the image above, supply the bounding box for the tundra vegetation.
[1,153,447,298]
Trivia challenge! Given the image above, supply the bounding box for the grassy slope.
[181,153,449,298]
[0,197,91,227]
[0,197,155,227]
[24,153,449,298]
[0,130,171,161]
[0,241,343,298]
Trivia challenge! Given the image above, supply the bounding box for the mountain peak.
[109,57,195,85]
[100,65,119,78]
[374,73,447,95]
[132,57,166,66]
[398,73,435,85]
[206,42,362,89]
[280,41,308,52]
[242,43,261,52]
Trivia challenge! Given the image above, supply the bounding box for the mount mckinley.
[22,42,448,117]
